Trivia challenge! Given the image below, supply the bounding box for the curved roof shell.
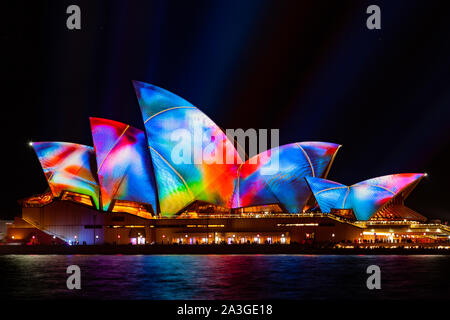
[32,142,100,209]
[90,117,158,212]
[233,142,340,212]
[306,173,425,220]
[133,81,242,216]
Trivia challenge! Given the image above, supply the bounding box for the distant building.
[7,82,450,246]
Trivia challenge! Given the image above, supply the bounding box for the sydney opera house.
[6,81,450,246]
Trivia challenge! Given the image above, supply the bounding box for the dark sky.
[3,0,450,221]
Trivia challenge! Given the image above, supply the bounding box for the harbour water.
[0,254,449,300]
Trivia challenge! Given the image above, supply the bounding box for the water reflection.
[0,255,448,299]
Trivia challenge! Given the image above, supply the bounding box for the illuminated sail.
[233,142,340,212]
[306,173,425,220]
[133,80,242,216]
[90,117,158,213]
[32,142,100,209]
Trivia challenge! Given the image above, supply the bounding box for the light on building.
[436,229,441,233]
[74,235,77,239]
[96,235,99,239]
[117,235,121,239]
[53,235,56,239]
[28,142,33,146]
[424,173,428,177]
[281,234,285,237]
[232,234,235,238]
[11,236,15,239]
[332,234,335,237]
[185,234,188,238]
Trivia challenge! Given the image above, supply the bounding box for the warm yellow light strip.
[97,125,130,173]
[143,106,197,124]
[185,224,225,228]
[148,145,194,200]
[362,232,393,236]
[277,223,319,226]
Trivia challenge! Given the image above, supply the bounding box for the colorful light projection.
[29,81,427,220]
[90,117,158,213]
[134,80,242,216]
[233,142,341,212]
[305,173,425,220]
[32,142,100,209]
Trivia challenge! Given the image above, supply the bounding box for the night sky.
[3,0,450,221]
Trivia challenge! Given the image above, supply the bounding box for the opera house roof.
[305,174,425,220]
[30,81,425,221]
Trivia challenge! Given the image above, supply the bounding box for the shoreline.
[1,244,449,255]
